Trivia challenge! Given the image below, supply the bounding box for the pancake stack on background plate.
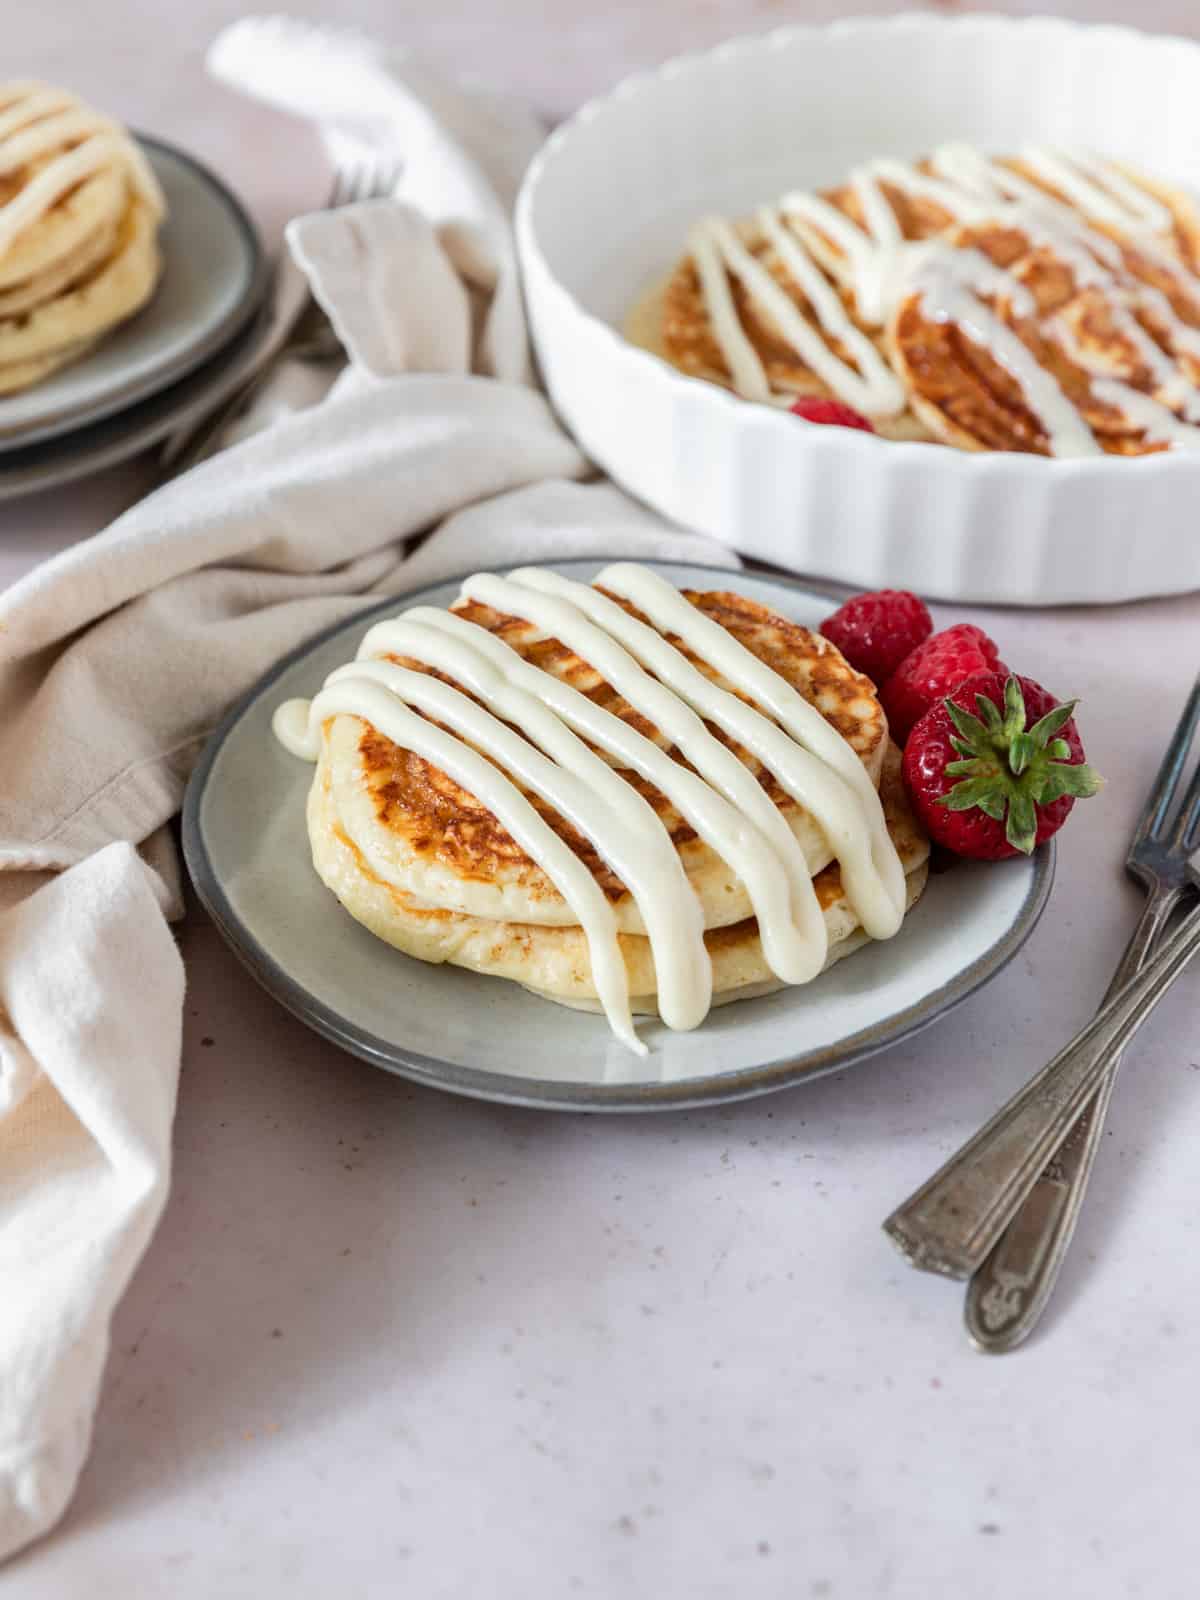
[0,82,166,395]
[0,80,268,501]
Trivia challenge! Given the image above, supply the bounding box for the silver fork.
[964,674,1200,1349]
[158,153,401,479]
[882,674,1200,1290]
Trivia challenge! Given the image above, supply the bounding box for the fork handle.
[883,898,1200,1279]
[964,887,1183,1350]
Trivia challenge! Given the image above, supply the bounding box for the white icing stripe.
[1140,285,1200,362]
[688,219,772,402]
[273,565,909,1053]
[0,83,165,259]
[0,88,77,144]
[0,110,112,175]
[782,189,875,268]
[781,189,898,326]
[867,158,986,221]
[1092,378,1200,449]
[852,168,903,247]
[1073,154,1176,230]
[927,143,1006,202]
[1053,299,1200,423]
[586,563,908,930]
[1023,147,1174,234]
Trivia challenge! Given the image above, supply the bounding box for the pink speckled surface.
[3,6,1200,1596]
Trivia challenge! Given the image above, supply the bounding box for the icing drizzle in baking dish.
[687,144,1200,454]
[272,564,907,1055]
[0,82,165,259]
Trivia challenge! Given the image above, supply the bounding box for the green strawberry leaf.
[937,677,1103,851]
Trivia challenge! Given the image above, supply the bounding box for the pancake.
[308,741,928,1011]
[0,208,119,316]
[277,564,926,1050]
[631,145,1200,457]
[321,586,891,935]
[0,335,97,397]
[0,82,165,394]
[0,163,126,290]
[0,198,159,376]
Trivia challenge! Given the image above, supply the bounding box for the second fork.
[966,675,1200,1349]
[883,672,1200,1293]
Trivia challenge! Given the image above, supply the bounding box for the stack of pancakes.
[0,82,165,395]
[634,150,1200,455]
[305,587,930,1020]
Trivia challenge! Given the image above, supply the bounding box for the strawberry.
[790,397,875,432]
[903,671,1103,859]
[881,623,1007,744]
[820,589,933,686]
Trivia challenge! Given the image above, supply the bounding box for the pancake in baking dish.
[0,82,166,395]
[629,144,1200,457]
[273,565,926,1054]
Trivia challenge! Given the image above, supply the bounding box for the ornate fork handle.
[883,898,1200,1280]
[964,887,1182,1349]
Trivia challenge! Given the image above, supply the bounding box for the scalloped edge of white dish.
[516,13,1200,606]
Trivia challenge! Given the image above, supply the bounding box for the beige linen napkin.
[0,18,737,1563]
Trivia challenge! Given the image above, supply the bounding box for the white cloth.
[0,18,737,1564]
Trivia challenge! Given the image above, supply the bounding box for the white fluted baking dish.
[515,13,1200,605]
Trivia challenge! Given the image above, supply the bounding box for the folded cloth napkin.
[0,17,738,1563]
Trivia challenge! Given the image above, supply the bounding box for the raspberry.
[790,397,875,432]
[881,624,1007,744]
[819,589,933,686]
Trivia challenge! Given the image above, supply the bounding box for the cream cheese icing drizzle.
[587,564,907,926]
[460,572,853,973]
[0,81,165,259]
[273,670,647,1056]
[342,621,712,1031]
[687,142,1200,454]
[1090,378,1200,450]
[395,602,830,985]
[1020,147,1174,234]
[273,565,907,1053]
[688,213,904,414]
[906,247,1102,458]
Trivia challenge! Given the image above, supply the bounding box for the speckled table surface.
[4,5,1200,1596]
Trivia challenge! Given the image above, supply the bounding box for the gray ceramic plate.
[0,273,273,502]
[0,135,266,450]
[182,560,1055,1112]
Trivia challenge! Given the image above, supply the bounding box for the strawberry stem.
[937,677,1103,853]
